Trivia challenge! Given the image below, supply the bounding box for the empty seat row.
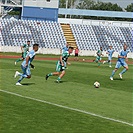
[1,19,66,48]
[70,24,132,52]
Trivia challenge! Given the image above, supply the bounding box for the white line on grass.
[0,89,132,127]
[0,69,17,70]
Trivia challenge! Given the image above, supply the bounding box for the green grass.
[0,55,133,133]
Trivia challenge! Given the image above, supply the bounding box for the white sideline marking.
[0,69,17,70]
[0,89,132,127]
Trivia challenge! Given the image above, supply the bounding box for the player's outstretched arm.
[118,55,127,59]
[67,62,71,65]
[96,51,98,56]
[21,46,24,53]
[25,56,30,67]
[66,58,71,65]
[125,57,128,61]
[59,56,64,66]
[30,63,35,69]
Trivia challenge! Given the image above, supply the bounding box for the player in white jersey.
[103,46,114,67]
[14,44,39,85]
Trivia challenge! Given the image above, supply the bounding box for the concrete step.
[61,23,77,48]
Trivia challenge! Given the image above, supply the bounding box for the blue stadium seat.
[1,19,132,52]
[1,19,66,49]
[70,24,132,52]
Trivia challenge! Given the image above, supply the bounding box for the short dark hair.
[27,41,30,43]
[123,43,127,46]
[33,44,39,47]
[69,47,74,50]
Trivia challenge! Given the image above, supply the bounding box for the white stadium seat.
[70,24,132,52]
[1,19,132,52]
[1,19,66,48]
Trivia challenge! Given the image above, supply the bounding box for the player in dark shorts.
[15,41,30,65]
[74,47,79,61]
[46,47,74,83]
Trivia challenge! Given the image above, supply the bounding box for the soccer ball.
[94,81,100,88]
[83,59,85,61]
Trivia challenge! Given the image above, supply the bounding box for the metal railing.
[2,0,22,5]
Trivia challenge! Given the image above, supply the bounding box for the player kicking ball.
[110,44,129,80]
[14,44,39,85]
[46,47,73,83]
[103,46,114,67]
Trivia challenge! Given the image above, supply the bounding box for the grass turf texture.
[0,56,133,132]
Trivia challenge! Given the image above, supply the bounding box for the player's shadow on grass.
[54,81,67,83]
[113,78,124,81]
[22,83,35,86]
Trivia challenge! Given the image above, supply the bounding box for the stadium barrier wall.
[0,46,133,59]
[58,18,133,27]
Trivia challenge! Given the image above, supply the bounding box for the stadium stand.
[1,19,66,48]
[60,23,77,48]
[1,19,132,53]
[70,24,132,52]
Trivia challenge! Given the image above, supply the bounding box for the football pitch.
[0,54,133,133]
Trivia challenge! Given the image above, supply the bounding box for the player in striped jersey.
[93,47,103,66]
[15,41,30,65]
[46,47,73,83]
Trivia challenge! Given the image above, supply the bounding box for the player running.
[14,44,39,85]
[62,43,69,67]
[15,41,30,65]
[93,47,103,66]
[103,46,114,67]
[110,44,129,80]
[46,47,73,83]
